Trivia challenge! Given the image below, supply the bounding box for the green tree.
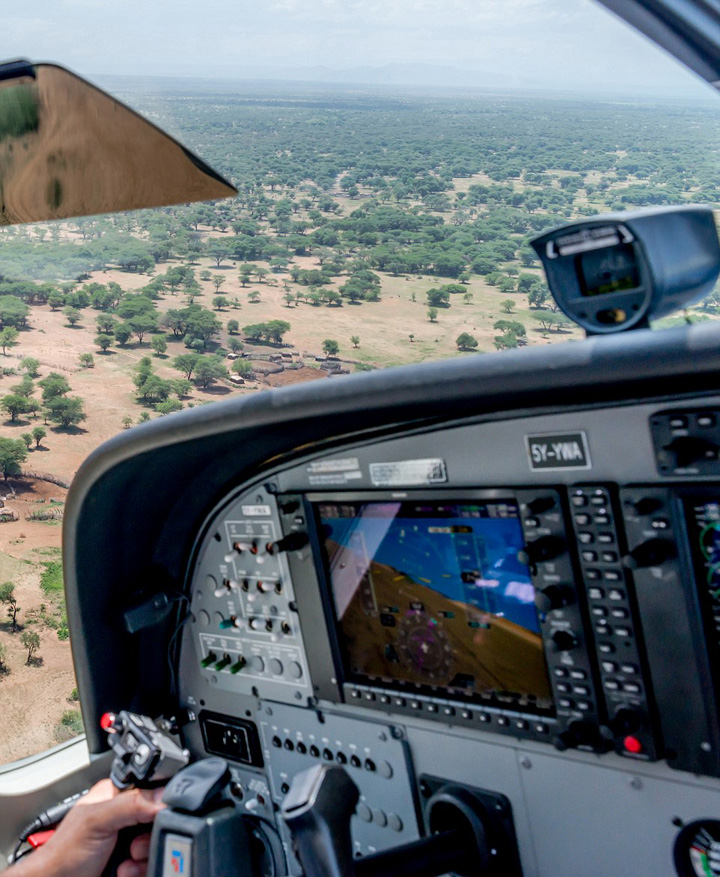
[112,324,132,346]
[231,359,254,378]
[173,353,200,380]
[194,356,228,388]
[212,275,226,293]
[63,306,82,326]
[493,320,527,339]
[128,314,158,343]
[39,373,70,402]
[227,319,240,335]
[45,396,86,428]
[528,286,550,309]
[494,333,520,350]
[96,314,117,334]
[12,376,34,398]
[501,299,516,314]
[79,353,94,369]
[0,582,20,631]
[0,327,19,355]
[427,308,438,322]
[426,288,450,308]
[1,394,31,422]
[228,337,243,354]
[151,335,168,357]
[19,357,40,377]
[156,398,183,416]
[532,312,569,333]
[456,332,479,350]
[122,416,132,429]
[0,437,27,479]
[0,295,29,327]
[94,334,114,352]
[323,339,340,356]
[32,426,46,447]
[20,629,40,664]
[213,296,229,310]
[20,432,32,449]
[248,291,261,303]
[265,320,290,343]
[350,335,360,348]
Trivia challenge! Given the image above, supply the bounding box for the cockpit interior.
[5,2,720,876]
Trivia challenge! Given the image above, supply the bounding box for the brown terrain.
[338,556,550,703]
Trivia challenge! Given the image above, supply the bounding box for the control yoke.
[282,764,490,877]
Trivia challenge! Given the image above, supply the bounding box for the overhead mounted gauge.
[674,819,720,876]
[531,206,720,335]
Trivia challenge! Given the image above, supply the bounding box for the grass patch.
[56,708,84,742]
[40,560,63,595]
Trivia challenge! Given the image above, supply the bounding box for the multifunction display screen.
[685,499,720,682]
[316,499,553,711]
[578,242,640,297]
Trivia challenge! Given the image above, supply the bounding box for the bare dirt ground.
[0,478,72,763]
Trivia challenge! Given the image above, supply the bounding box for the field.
[2,83,720,762]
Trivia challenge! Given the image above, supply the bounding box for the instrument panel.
[172,394,720,877]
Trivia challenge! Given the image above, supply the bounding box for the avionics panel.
[316,497,552,712]
[302,488,606,751]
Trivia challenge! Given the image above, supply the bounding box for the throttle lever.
[281,764,359,877]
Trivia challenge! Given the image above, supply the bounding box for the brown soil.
[0,478,72,764]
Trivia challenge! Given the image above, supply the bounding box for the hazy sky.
[1,0,713,96]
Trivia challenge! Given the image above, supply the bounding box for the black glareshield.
[531,205,720,334]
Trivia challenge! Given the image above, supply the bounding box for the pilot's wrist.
[8,846,56,877]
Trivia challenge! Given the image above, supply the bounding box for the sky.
[1,0,714,97]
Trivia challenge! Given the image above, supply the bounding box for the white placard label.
[369,458,447,487]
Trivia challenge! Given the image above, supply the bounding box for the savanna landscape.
[2,82,720,761]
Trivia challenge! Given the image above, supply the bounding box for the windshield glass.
[0,0,716,763]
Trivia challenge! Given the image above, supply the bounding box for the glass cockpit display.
[316,499,553,710]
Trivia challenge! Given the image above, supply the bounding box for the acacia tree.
[20,629,40,664]
[323,339,340,356]
[32,426,46,448]
[456,332,479,351]
[0,582,20,631]
[0,438,27,479]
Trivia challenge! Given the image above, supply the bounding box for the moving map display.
[686,500,720,675]
[317,499,553,710]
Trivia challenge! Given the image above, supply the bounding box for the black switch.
[527,496,556,515]
[623,538,675,569]
[663,436,718,468]
[524,535,566,564]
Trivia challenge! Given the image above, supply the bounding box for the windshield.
[0,0,716,763]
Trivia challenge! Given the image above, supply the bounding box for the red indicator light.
[623,735,643,754]
[100,712,116,731]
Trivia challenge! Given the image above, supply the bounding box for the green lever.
[201,651,217,669]
[230,656,247,675]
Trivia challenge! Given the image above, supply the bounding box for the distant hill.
[93,63,538,96]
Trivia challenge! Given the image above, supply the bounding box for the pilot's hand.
[10,779,165,877]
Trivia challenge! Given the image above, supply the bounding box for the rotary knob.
[535,585,574,614]
[551,629,578,652]
[524,535,566,564]
[623,539,675,569]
